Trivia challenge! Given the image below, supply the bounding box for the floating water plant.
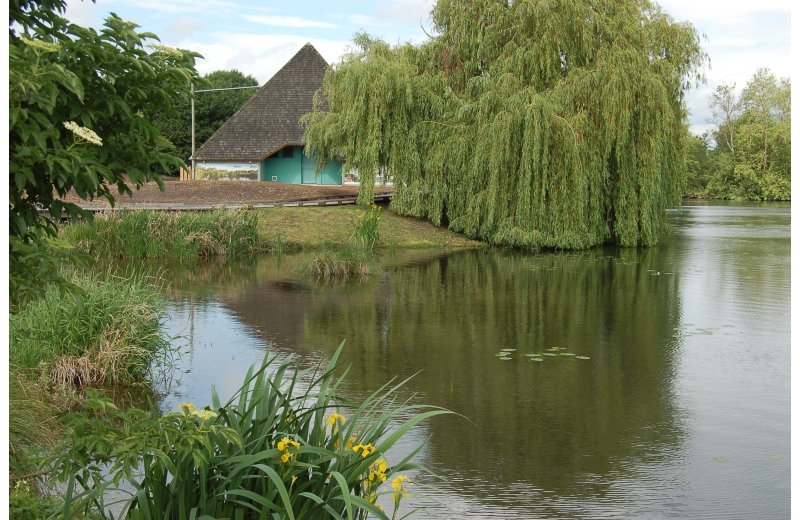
[575,356,591,360]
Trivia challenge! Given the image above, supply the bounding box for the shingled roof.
[192,43,328,162]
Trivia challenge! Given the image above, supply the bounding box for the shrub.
[52,343,449,519]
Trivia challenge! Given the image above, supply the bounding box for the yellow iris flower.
[326,411,347,426]
[352,443,376,458]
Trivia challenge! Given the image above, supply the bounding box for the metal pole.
[191,82,196,180]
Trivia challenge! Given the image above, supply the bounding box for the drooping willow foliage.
[304,0,707,249]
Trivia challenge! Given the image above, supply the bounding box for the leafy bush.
[9,1,200,302]
[52,343,449,519]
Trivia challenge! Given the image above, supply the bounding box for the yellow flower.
[192,410,217,421]
[352,443,375,458]
[391,474,411,500]
[276,436,300,464]
[366,458,388,484]
[326,411,346,426]
[178,402,197,414]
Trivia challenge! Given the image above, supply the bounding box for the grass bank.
[60,206,480,259]
[9,269,169,514]
[258,206,481,250]
[62,209,262,257]
[10,270,168,386]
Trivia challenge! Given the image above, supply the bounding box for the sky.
[61,0,793,135]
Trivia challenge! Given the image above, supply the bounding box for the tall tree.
[151,69,259,174]
[9,0,200,303]
[304,0,706,249]
[705,69,790,200]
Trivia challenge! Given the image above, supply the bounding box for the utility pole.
[190,82,195,179]
[190,84,260,181]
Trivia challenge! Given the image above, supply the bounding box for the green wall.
[260,146,342,185]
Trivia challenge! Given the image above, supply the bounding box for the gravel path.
[61,178,393,207]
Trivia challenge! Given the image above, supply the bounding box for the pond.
[151,202,790,519]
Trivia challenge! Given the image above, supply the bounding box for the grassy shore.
[258,206,480,250]
[62,209,262,258]
[10,270,168,386]
[9,269,169,514]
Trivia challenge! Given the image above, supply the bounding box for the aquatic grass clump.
[9,270,168,386]
[351,203,381,251]
[61,209,262,258]
[53,343,450,519]
[8,371,62,478]
[298,246,381,283]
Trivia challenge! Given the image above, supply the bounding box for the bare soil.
[62,178,393,206]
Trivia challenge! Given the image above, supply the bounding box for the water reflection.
[145,202,789,518]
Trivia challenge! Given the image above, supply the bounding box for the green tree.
[304,0,706,248]
[9,0,201,303]
[151,69,259,174]
[683,131,712,197]
[706,69,791,200]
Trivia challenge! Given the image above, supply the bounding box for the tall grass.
[297,246,381,283]
[9,270,168,386]
[53,343,450,519]
[351,203,381,251]
[61,210,262,258]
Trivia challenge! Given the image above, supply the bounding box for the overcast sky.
[64,0,792,135]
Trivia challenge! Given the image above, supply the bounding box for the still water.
[154,202,790,519]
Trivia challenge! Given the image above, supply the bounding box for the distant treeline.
[685,68,790,201]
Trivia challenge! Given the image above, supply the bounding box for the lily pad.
[560,352,576,356]
[500,348,517,352]
[712,456,729,463]
[575,356,591,360]
[542,353,557,357]
[530,358,543,362]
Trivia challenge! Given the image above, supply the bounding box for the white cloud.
[656,0,792,134]
[63,0,102,27]
[164,16,207,37]
[243,15,340,29]
[372,0,434,24]
[120,0,240,15]
[657,0,789,21]
[175,34,350,82]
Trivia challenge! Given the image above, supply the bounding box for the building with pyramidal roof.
[192,43,342,185]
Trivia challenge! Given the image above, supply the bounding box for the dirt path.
[61,178,393,206]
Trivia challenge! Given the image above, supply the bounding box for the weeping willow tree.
[304,0,706,248]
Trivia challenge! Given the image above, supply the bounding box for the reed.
[61,209,262,258]
[297,246,381,283]
[53,343,450,519]
[9,270,168,386]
